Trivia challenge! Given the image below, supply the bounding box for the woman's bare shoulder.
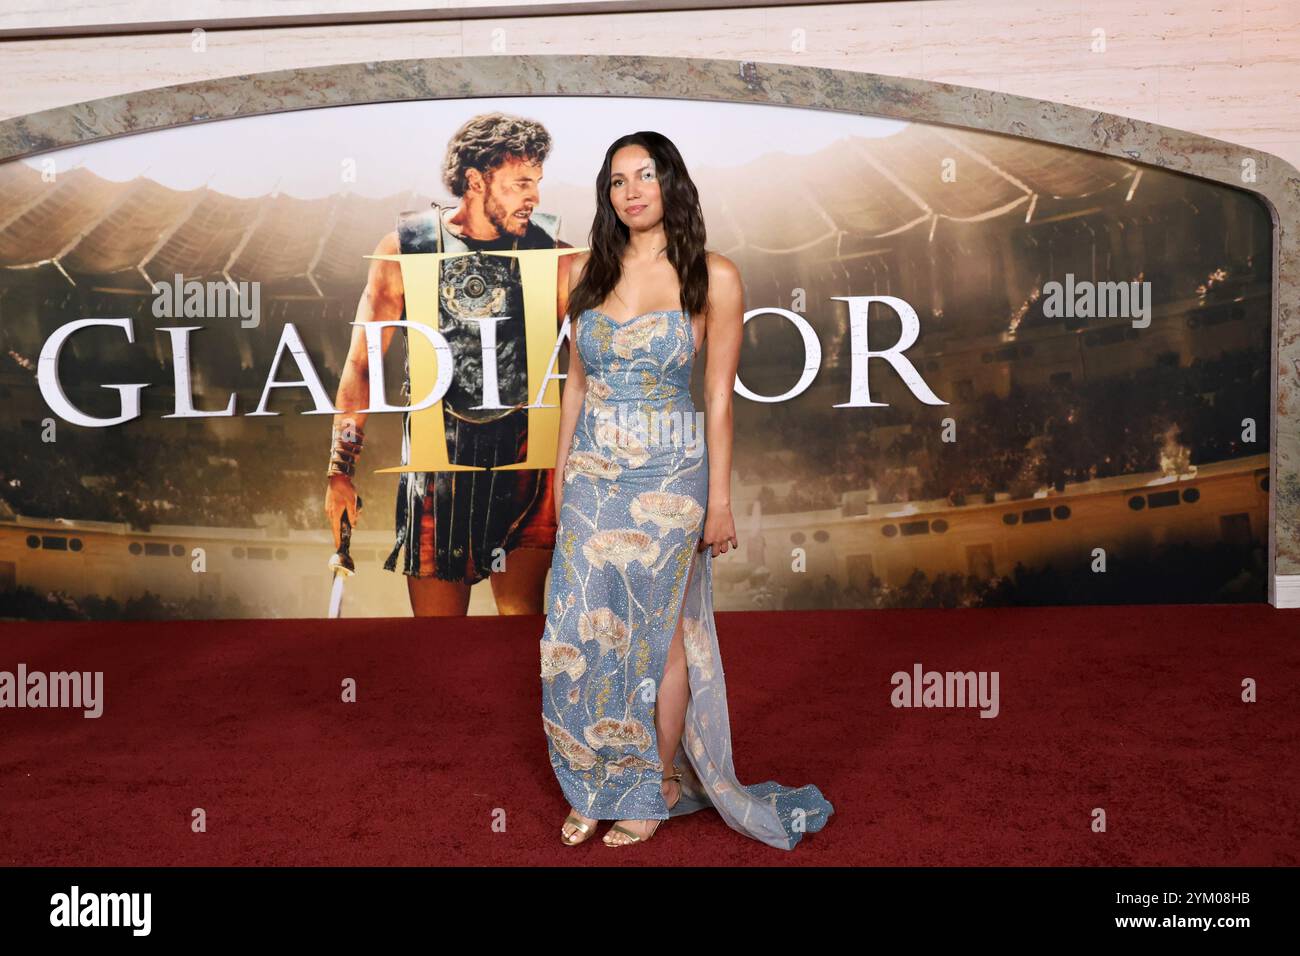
[704,252,744,312]
[705,250,740,281]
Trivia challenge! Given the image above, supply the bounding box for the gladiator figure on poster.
[325,112,572,616]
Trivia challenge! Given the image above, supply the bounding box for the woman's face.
[608,144,662,230]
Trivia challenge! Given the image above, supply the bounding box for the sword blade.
[328,573,345,618]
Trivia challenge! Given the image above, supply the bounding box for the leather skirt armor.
[383,202,560,583]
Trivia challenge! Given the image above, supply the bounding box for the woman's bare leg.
[603,554,697,844]
[563,604,690,842]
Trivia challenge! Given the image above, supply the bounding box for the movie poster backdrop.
[0,96,1272,619]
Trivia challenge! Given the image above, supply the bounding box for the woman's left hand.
[700,505,739,557]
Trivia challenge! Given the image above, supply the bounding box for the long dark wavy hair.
[568,131,710,323]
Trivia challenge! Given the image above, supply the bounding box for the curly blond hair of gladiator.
[442,112,554,198]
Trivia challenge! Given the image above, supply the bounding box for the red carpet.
[0,604,1295,866]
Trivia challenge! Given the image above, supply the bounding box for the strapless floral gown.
[539,307,834,850]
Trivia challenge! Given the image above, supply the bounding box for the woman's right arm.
[553,253,591,512]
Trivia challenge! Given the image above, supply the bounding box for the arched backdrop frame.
[0,54,1296,605]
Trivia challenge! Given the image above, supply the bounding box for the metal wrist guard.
[326,422,365,478]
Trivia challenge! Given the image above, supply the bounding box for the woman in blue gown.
[539,131,834,849]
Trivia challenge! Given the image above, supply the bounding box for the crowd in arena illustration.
[738,348,1266,515]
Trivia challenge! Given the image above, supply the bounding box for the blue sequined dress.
[539,307,834,850]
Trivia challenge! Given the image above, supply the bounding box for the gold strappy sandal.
[603,766,683,847]
[561,810,597,846]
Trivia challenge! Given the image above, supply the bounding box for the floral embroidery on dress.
[539,306,834,849]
